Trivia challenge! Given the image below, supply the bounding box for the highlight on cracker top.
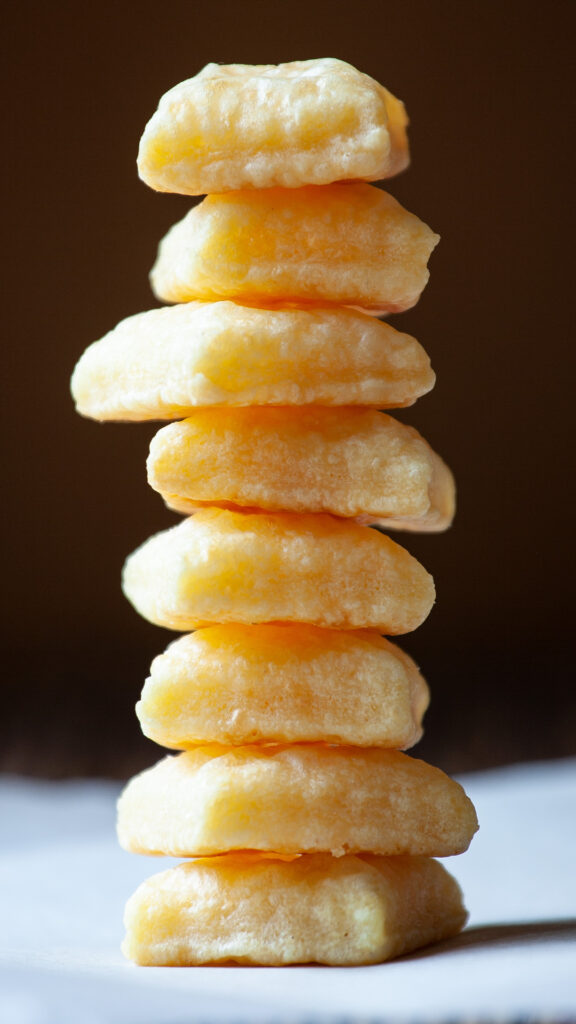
[138,58,409,194]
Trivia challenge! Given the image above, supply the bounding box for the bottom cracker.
[122,852,467,966]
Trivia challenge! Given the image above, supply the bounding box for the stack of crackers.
[72,58,478,966]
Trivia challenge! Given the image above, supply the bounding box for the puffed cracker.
[137,58,409,195]
[147,407,455,531]
[121,509,435,634]
[71,301,434,421]
[117,745,478,858]
[150,184,439,314]
[122,853,467,966]
[137,623,429,749]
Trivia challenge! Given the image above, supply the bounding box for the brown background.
[2,0,575,778]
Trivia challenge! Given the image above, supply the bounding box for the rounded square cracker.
[150,185,439,314]
[137,623,429,749]
[121,509,435,634]
[117,745,478,859]
[71,302,434,421]
[122,853,467,966]
[148,407,455,531]
[138,58,409,194]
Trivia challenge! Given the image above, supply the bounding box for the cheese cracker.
[122,509,435,634]
[148,407,455,531]
[150,184,439,314]
[138,58,409,195]
[123,853,467,966]
[71,302,434,421]
[117,745,478,858]
[137,624,429,749]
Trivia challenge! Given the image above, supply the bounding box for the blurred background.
[2,0,574,779]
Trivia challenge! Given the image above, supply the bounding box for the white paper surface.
[1,760,575,1023]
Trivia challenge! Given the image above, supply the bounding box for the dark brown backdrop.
[3,0,575,778]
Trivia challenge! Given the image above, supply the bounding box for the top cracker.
[138,58,409,194]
